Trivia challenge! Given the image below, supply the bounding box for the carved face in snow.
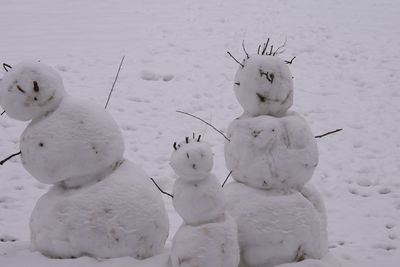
[0,61,66,121]
[234,55,293,117]
[170,136,214,180]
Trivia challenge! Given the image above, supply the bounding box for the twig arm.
[176,110,230,142]
[221,170,233,188]
[0,151,21,165]
[150,177,173,198]
[315,128,343,138]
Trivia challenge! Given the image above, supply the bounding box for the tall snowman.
[0,61,169,259]
[169,135,240,267]
[224,44,331,267]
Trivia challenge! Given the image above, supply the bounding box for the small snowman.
[0,61,169,259]
[169,135,239,267]
[223,42,331,267]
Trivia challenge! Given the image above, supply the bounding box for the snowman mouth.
[256,90,292,105]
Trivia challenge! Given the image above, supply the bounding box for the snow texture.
[0,61,66,121]
[225,111,318,190]
[30,160,169,259]
[170,138,214,179]
[172,173,225,226]
[170,139,225,225]
[234,55,293,117]
[20,95,125,187]
[171,213,240,267]
[224,182,328,267]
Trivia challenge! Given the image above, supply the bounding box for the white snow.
[20,95,125,187]
[172,174,225,226]
[225,182,328,267]
[170,138,214,179]
[225,111,318,190]
[0,61,66,121]
[234,54,293,117]
[171,213,239,267]
[1,0,400,266]
[30,160,169,259]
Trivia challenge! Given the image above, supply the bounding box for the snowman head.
[170,135,214,180]
[0,61,66,121]
[231,41,294,117]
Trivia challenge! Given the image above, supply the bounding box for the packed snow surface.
[234,54,293,117]
[0,61,66,121]
[225,182,328,267]
[30,160,169,259]
[1,0,400,267]
[21,95,125,186]
[171,214,239,267]
[225,111,318,190]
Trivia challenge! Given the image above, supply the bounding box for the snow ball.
[171,213,240,267]
[170,137,213,180]
[20,96,124,186]
[30,160,169,259]
[224,112,318,190]
[234,54,293,117]
[173,173,225,225]
[224,182,328,267]
[0,61,65,121]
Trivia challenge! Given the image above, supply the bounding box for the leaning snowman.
[0,61,169,259]
[224,43,339,267]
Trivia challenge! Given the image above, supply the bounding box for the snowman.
[223,43,332,267]
[0,61,169,259]
[169,135,240,267]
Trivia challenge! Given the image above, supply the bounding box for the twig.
[1,110,5,116]
[226,52,244,68]
[176,110,230,142]
[3,63,12,72]
[0,151,21,165]
[315,128,343,138]
[273,38,287,56]
[261,38,270,55]
[242,40,249,59]
[150,177,173,198]
[104,56,125,109]
[285,56,296,64]
[221,170,233,188]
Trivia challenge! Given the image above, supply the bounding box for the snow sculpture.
[170,136,240,267]
[224,43,330,267]
[0,61,169,259]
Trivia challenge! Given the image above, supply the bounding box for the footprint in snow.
[140,70,174,82]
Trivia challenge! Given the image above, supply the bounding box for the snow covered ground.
[1,0,399,266]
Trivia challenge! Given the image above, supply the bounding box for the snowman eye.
[33,81,39,92]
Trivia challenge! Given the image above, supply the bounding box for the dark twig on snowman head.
[2,63,12,72]
[104,56,125,109]
[273,38,287,56]
[0,110,5,116]
[0,151,21,165]
[150,177,173,198]
[242,40,250,59]
[285,56,296,64]
[197,135,201,142]
[315,128,343,138]
[176,110,231,142]
[261,38,270,55]
[221,170,233,188]
[226,52,244,68]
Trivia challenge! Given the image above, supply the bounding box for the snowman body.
[224,53,328,266]
[0,61,169,259]
[170,138,239,267]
